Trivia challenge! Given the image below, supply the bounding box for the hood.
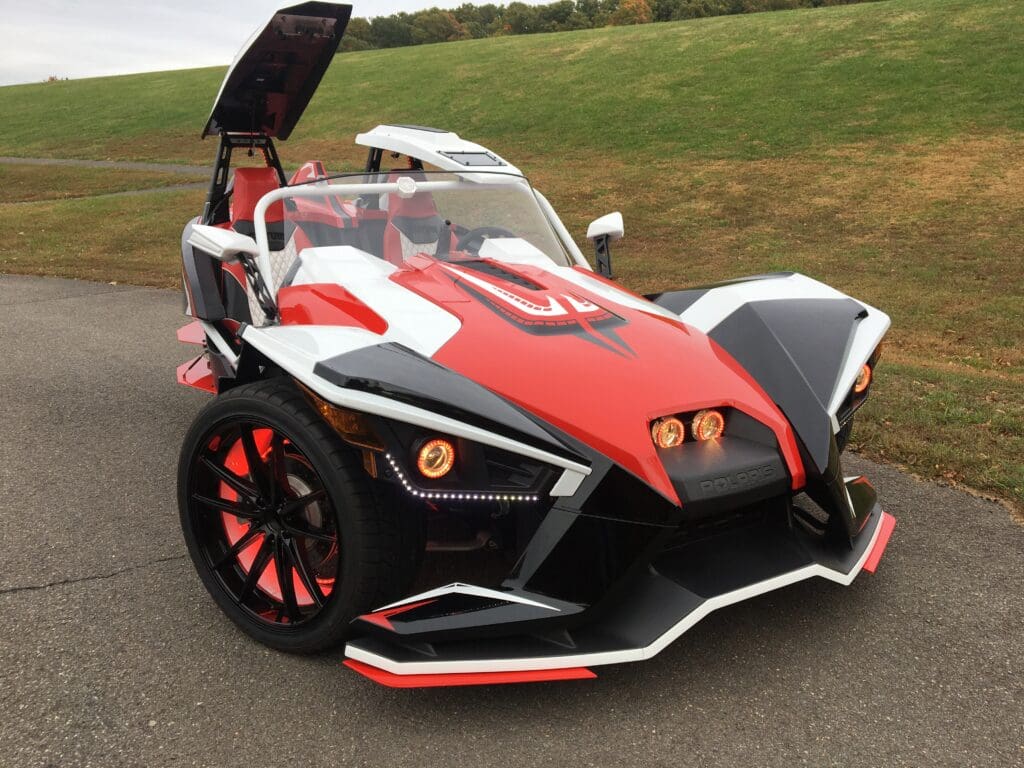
[203,2,352,140]
[391,259,804,504]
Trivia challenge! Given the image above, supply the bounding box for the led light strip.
[384,453,539,503]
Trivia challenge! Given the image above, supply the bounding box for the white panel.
[677,273,847,333]
[344,510,887,676]
[355,125,522,175]
[477,237,555,269]
[186,224,259,262]
[240,325,385,376]
[290,246,461,357]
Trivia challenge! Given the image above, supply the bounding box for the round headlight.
[651,417,686,449]
[416,438,455,479]
[692,409,725,441]
[854,363,872,394]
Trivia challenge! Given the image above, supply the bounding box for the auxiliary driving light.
[651,417,686,449]
[692,409,725,441]
[417,438,455,479]
[854,363,872,394]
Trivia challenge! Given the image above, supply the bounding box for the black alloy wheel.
[178,378,418,653]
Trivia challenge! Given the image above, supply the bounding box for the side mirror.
[586,212,624,278]
[187,223,260,264]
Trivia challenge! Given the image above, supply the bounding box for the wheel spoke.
[238,535,274,603]
[269,432,289,501]
[211,525,262,570]
[275,537,301,622]
[191,414,341,629]
[199,456,259,501]
[287,538,325,608]
[191,492,259,520]
[280,489,326,516]
[239,426,272,501]
[282,519,336,544]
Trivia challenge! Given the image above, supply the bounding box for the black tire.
[177,377,416,653]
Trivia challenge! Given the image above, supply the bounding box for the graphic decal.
[440,263,634,356]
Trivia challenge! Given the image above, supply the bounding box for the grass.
[0,164,203,203]
[0,188,204,284]
[0,0,1021,510]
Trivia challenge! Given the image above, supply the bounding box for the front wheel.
[177,378,412,653]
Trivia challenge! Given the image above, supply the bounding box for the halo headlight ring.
[416,438,455,479]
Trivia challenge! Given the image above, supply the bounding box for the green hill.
[2,0,1022,164]
[0,0,1021,510]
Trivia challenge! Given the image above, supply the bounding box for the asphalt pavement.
[0,274,1021,767]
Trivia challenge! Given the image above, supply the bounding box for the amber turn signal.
[651,417,686,449]
[417,438,455,479]
[692,409,725,441]
[854,363,872,394]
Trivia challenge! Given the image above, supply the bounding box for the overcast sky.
[0,1,545,86]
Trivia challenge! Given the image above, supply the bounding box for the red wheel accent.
[189,420,340,627]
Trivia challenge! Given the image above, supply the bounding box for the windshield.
[272,171,572,268]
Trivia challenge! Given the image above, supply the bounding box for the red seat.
[289,160,328,185]
[230,167,284,233]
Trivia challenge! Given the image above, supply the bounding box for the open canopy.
[202,2,352,140]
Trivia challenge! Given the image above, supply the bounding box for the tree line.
[340,0,873,51]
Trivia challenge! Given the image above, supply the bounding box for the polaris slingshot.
[176,2,895,687]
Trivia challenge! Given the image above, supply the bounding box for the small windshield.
[275,170,571,268]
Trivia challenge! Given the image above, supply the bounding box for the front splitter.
[343,506,895,687]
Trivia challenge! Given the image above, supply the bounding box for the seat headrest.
[385,172,439,219]
[231,167,283,224]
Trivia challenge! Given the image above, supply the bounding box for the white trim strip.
[549,468,587,497]
[345,513,886,675]
[825,310,890,416]
[199,320,238,368]
[376,583,561,613]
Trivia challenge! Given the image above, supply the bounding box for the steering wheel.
[454,226,518,255]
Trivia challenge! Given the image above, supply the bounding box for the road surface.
[1,275,1021,767]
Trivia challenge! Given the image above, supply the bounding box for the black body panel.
[708,298,865,474]
[347,499,885,664]
[180,219,225,322]
[660,438,789,516]
[656,410,790,517]
[313,342,580,459]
